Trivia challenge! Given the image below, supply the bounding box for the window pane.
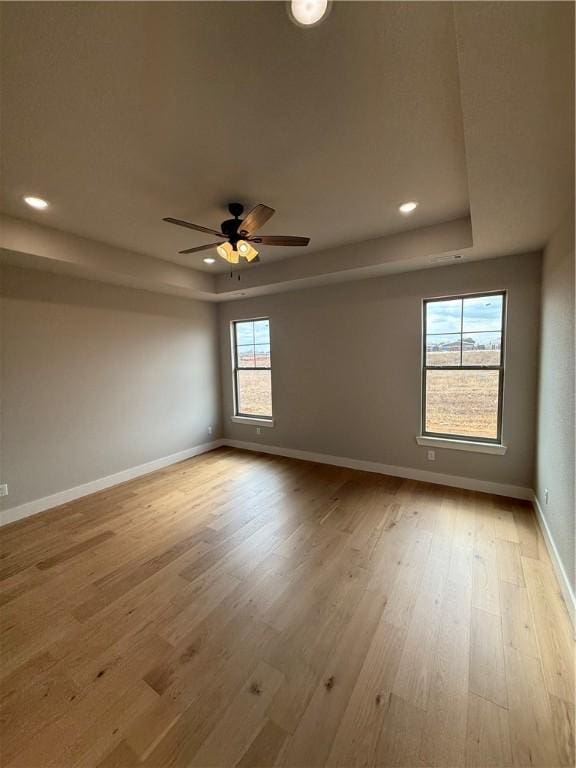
[463,294,503,332]
[425,370,500,439]
[253,319,270,344]
[462,332,502,366]
[254,344,270,368]
[235,322,254,345]
[426,334,462,366]
[426,299,462,334]
[237,370,272,417]
[237,345,255,367]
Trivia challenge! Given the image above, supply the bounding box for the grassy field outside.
[236,349,501,438]
[424,349,500,438]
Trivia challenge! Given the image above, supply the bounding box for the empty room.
[0,2,574,767]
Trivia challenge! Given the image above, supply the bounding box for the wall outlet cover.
[0,484,8,497]
[427,450,435,461]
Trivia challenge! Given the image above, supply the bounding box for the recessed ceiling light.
[289,0,330,27]
[399,201,418,215]
[203,257,216,264]
[23,196,49,210]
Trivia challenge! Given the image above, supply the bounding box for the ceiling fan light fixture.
[217,242,240,264]
[237,240,259,261]
[289,0,330,27]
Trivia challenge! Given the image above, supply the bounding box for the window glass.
[423,293,505,442]
[233,319,272,419]
[426,298,462,334]
[425,370,500,440]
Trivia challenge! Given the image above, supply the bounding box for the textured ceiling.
[0,1,469,272]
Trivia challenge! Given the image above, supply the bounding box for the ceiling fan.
[163,202,310,264]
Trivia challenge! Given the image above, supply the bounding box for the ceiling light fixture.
[237,240,259,262]
[203,257,216,264]
[215,240,259,264]
[217,242,239,264]
[289,0,330,27]
[24,195,49,210]
[399,201,418,215]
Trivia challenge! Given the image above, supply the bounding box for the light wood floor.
[1,448,574,768]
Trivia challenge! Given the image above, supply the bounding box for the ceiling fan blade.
[239,204,275,235]
[163,217,224,238]
[250,235,310,246]
[178,242,223,255]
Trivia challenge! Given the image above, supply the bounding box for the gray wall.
[219,253,541,490]
[536,211,575,591]
[0,265,221,509]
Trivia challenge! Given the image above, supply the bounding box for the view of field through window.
[424,293,504,439]
[234,319,273,417]
[233,295,504,438]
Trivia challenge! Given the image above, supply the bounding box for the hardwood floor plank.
[235,719,288,768]
[324,622,406,768]
[496,539,524,586]
[277,581,390,767]
[505,645,561,767]
[380,529,432,629]
[472,547,500,616]
[189,660,284,767]
[374,692,426,767]
[36,530,116,570]
[522,555,575,704]
[513,505,540,559]
[465,693,512,767]
[420,544,473,767]
[500,580,540,659]
[96,740,141,768]
[469,607,508,708]
[392,535,451,710]
[492,505,520,543]
[549,693,576,767]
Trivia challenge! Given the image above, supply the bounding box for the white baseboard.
[0,440,224,527]
[223,439,533,500]
[532,494,575,628]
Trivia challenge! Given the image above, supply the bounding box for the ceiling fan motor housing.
[221,217,242,244]
[221,203,248,245]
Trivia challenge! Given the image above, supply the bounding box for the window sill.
[416,435,507,455]
[231,416,275,428]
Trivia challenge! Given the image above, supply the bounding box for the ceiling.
[1,1,469,272]
[0,2,573,293]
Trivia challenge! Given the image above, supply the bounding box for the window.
[232,318,273,420]
[422,291,506,443]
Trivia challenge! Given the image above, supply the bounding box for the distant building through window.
[422,292,506,442]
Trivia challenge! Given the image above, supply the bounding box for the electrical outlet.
[208,425,213,436]
[427,450,435,461]
[544,488,549,505]
[256,427,261,435]
[0,484,8,497]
